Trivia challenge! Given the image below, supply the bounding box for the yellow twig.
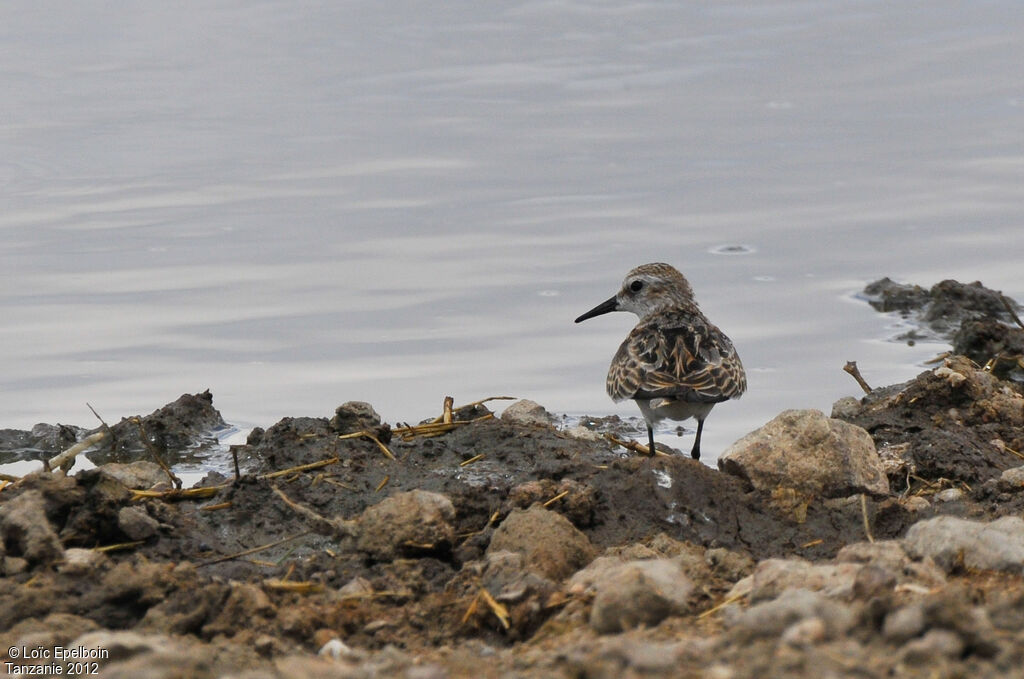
[542,490,569,507]
[200,501,233,512]
[92,540,146,553]
[197,530,313,567]
[261,457,340,480]
[479,587,511,629]
[131,485,225,502]
[263,579,324,593]
[337,431,396,460]
[697,592,746,620]
[460,454,485,467]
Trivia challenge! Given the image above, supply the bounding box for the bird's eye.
[630,280,643,292]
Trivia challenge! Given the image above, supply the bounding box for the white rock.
[903,515,1024,574]
[500,399,556,426]
[97,461,168,490]
[998,466,1024,492]
[727,558,863,602]
[571,557,694,634]
[727,589,854,640]
[718,409,888,498]
[932,488,964,503]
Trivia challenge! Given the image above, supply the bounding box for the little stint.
[575,262,746,459]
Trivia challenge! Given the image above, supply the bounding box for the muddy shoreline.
[2,278,1024,678]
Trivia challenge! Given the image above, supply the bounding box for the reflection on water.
[2,1,1023,466]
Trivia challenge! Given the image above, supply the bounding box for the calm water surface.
[2,2,1022,465]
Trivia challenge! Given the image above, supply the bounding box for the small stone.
[705,547,755,582]
[117,506,161,540]
[500,400,555,427]
[0,490,64,565]
[727,558,862,602]
[852,564,897,600]
[563,426,604,442]
[830,396,862,420]
[900,629,965,664]
[904,515,1024,574]
[339,576,374,597]
[331,401,391,442]
[318,637,355,661]
[355,490,456,561]
[488,505,595,581]
[59,548,109,575]
[728,588,854,641]
[97,461,169,490]
[900,496,930,512]
[576,558,694,634]
[780,616,827,646]
[932,488,964,503]
[998,466,1024,492]
[883,603,927,643]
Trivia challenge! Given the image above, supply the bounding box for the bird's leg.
[646,424,656,456]
[690,419,705,460]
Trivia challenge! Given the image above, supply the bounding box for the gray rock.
[900,495,930,512]
[0,490,64,565]
[569,556,694,634]
[718,409,888,498]
[70,630,178,663]
[727,558,863,602]
[118,506,161,540]
[830,396,862,420]
[59,548,110,575]
[883,603,927,643]
[566,636,702,678]
[932,488,964,503]
[97,461,168,490]
[477,550,558,604]
[500,399,556,427]
[726,588,855,641]
[5,613,100,656]
[903,515,1024,574]
[488,505,595,581]
[355,490,455,561]
[998,465,1024,492]
[705,547,756,582]
[780,617,828,647]
[331,401,390,441]
[836,540,946,589]
[900,629,965,664]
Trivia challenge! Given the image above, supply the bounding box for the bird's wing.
[606,314,746,403]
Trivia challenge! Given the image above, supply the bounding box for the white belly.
[636,398,715,426]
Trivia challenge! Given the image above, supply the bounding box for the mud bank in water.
[2,278,1024,678]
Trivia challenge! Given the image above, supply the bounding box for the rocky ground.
[2,278,1024,679]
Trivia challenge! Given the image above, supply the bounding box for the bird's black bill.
[574,296,618,323]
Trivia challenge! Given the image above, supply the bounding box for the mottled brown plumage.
[575,263,746,459]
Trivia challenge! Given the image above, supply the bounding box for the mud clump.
[2,280,1024,678]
